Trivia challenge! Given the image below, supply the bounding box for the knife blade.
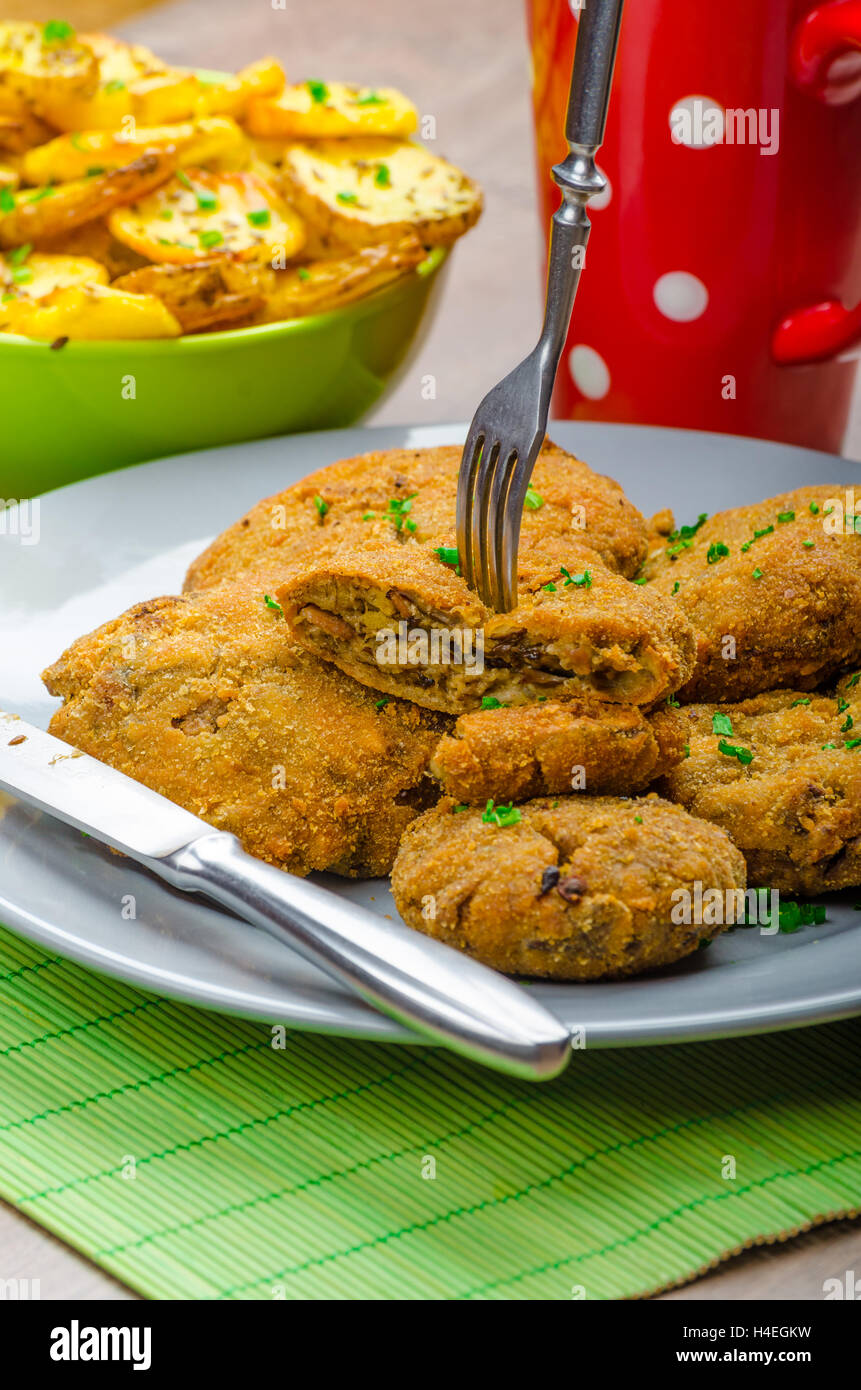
[0,710,572,1080]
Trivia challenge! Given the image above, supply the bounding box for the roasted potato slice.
[251,236,427,322]
[245,81,416,139]
[0,103,54,154]
[22,116,246,186]
[282,138,482,247]
[108,167,304,264]
[0,280,182,339]
[0,20,97,108]
[35,32,200,131]
[0,249,108,300]
[0,151,176,250]
[113,258,264,333]
[193,58,285,117]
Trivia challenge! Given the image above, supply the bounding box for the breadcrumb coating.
[391,794,746,979]
[42,582,449,878]
[658,678,861,893]
[644,486,861,701]
[429,699,685,802]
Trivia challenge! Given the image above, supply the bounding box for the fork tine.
[486,446,520,611]
[456,425,485,592]
[474,438,501,605]
[499,441,544,610]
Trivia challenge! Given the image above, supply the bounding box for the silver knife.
[0,711,571,1080]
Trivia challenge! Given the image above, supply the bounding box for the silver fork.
[456,0,625,612]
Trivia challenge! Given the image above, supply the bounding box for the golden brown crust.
[644,486,861,701]
[0,151,176,249]
[183,441,650,592]
[391,795,746,980]
[429,700,686,802]
[658,681,861,893]
[42,582,449,878]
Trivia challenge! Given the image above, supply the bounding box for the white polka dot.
[589,165,612,211]
[653,271,709,322]
[569,345,611,399]
[669,95,725,148]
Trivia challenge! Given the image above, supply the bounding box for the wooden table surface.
[1,0,859,1301]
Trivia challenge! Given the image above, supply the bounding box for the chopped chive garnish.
[103,79,126,93]
[542,583,557,593]
[481,799,521,827]
[361,511,375,520]
[481,696,504,709]
[790,698,810,708]
[43,19,74,40]
[7,243,31,266]
[802,540,815,548]
[634,815,643,824]
[375,698,389,710]
[176,170,193,189]
[263,594,283,616]
[634,576,649,586]
[312,495,328,518]
[777,510,795,523]
[297,267,311,280]
[306,79,329,103]
[386,493,418,531]
[356,91,386,105]
[560,566,592,588]
[374,164,391,188]
[706,541,729,564]
[846,738,861,750]
[821,743,837,750]
[718,738,753,765]
[752,566,763,579]
[683,744,690,757]
[838,697,849,713]
[754,525,774,539]
[336,191,358,204]
[199,229,224,248]
[0,187,15,213]
[524,484,544,510]
[10,267,32,284]
[667,695,680,708]
[841,714,854,732]
[672,580,680,595]
[809,501,820,515]
[196,188,218,212]
[846,673,860,688]
[712,711,733,736]
[453,803,469,813]
[433,545,460,566]
[158,209,174,220]
[27,187,54,202]
[247,208,271,227]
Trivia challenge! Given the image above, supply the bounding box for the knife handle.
[157,831,571,1081]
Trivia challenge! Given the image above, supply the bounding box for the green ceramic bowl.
[0,246,447,499]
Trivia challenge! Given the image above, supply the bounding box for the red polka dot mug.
[527,0,861,452]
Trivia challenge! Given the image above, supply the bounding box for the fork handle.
[538,0,624,368]
[564,0,625,152]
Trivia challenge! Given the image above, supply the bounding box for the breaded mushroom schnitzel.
[276,536,696,713]
[42,582,449,878]
[184,440,650,592]
[429,698,686,803]
[644,486,861,701]
[658,678,861,894]
[391,795,746,980]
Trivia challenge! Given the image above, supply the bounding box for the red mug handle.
[775,3,861,362]
[791,0,861,105]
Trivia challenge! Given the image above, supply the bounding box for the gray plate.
[1,422,860,1046]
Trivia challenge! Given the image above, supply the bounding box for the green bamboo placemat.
[0,924,858,1300]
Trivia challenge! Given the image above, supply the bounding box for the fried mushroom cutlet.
[658,679,861,894]
[429,699,686,803]
[391,795,746,980]
[42,582,449,878]
[183,440,650,592]
[643,486,861,701]
[276,535,696,713]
